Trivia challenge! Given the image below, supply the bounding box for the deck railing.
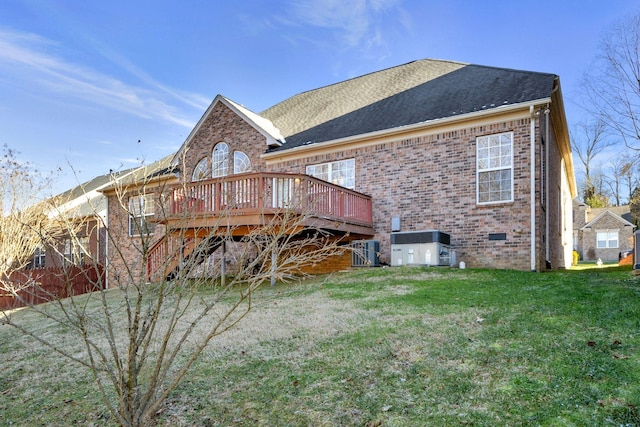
[167,172,373,226]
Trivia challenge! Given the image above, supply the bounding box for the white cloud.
[283,0,402,48]
[0,29,205,128]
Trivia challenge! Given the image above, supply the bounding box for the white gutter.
[530,105,537,272]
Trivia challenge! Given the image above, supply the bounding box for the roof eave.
[581,210,636,230]
[263,98,551,160]
[550,77,577,198]
[173,95,284,167]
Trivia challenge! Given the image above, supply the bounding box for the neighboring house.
[95,58,578,287]
[1,168,140,309]
[573,199,635,261]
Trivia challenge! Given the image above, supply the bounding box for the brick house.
[100,59,576,285]
[2,171,121,309]
[573,200,635,261]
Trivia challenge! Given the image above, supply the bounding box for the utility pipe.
[530,105,537,272]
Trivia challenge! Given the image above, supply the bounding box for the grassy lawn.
[1,266,640,426]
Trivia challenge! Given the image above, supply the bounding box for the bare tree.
[571,119,615,204]
[606,156,637,205]
[0,158,348,426]
[623,157,639,203]
[0,146,53,282]
[582,13,640,149]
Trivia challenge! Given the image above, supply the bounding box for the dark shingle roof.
[261,59,557,151]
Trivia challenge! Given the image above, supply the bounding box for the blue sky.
[0,0,638,195]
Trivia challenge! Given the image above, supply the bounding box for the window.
[192,157,209,181]
[33,246,46,269]
[63,237,90,266]
[272,177,296,208]
[129,194,155,236]
[63,240,73,266]
[233,151,252,174]
[597,230,618,249]
[76,236,90,265]
[212,142,229,178]
[306,158,355,189]
[476,132,513,204]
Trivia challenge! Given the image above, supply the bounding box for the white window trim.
[129,194,155,237]
[192,157,209,181]
[233,151,252,174]
[476,132,514,205]
[33,246,46,269]
[212,142,230,178]
[596,229,619,249]
[306,158,355,190]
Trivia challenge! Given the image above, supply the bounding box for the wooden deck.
[147,173,374,280]
[160,172,374,234]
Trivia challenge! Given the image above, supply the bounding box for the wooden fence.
[0,265,105,310]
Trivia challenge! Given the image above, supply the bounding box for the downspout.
[530,105,537,272]
[545,106,550,267]
[104,196,109,289]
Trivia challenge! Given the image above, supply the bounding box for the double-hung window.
[596,230,618,248]
[476,132,513,204]
[63,237,90,266]
[129,194,155,236]
[33,246,46,269]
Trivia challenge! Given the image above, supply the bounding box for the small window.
[76,236,91,265]
[212,142,229,178]
[192,157,209,181]
[233,151,252,174]
[476,132,513,204]
[129,194,155,237]
[596,230,618,249]
[306,159,355,190]
[33,246,46,269]
[63,237,91,266]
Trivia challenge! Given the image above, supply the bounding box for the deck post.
[221,240,226,287]
[270,247,276,287]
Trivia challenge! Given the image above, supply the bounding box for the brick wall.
[178,102,268,179]
[573,200,587,259]
[266,116,555,271]
[581,214,634,261]
[105,188,168,288]
[106,103,572,277]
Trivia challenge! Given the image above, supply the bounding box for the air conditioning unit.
[390,230,452,266]
[352,240,380,267]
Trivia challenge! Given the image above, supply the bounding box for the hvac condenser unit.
[352,240,380,267]
[390,230,452,267]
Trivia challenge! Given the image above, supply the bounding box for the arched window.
[233,151,252,174]
[192,157,209,181]
[212,142,229,178]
